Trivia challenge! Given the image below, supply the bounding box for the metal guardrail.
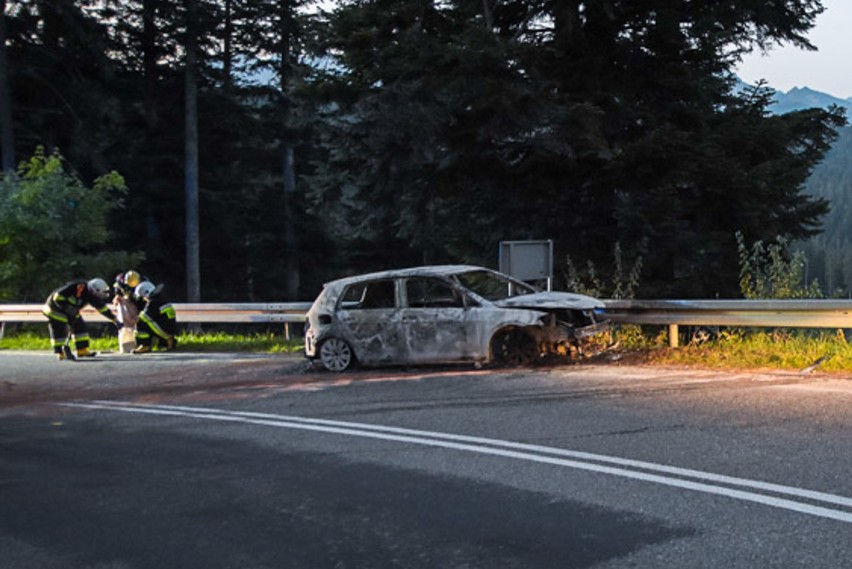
[170,303,313,324]
[3,300,851,347]
[601,299,852,327]
[0,303,314,323]
[602,299,852,347]
[0,302,314,341]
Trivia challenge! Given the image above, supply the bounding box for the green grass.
[0,329,304,354]
[614,325,852,373]
[5,324,852,373]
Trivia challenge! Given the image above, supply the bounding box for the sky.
[735,0,852,99]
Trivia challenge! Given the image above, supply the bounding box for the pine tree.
[306,0,844,297]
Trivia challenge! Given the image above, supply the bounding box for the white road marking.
[63,400,852,524]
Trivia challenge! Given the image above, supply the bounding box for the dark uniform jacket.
[139,290,177,338]
[43,280,116,322]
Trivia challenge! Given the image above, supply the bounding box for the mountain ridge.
[772,86,852,114]
[736,79,852,294]
[746,82,852,115]
[766,84,852,294]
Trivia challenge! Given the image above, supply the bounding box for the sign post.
[499,240,554,291]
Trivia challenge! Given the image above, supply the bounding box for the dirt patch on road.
[4,348,848,412]
[0,352,511,409]
[0,352,318,410]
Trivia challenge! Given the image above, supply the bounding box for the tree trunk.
[184,0,201,302]
[0,0,15,172]
[142,0,159,131]
[282,143,298,297]
[223,0,232,93]
[279,0,299,299]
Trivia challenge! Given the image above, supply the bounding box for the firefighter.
[112,270,148,329]
[42,278,118,360]
[132,281,177,353]
[113,269,138,297]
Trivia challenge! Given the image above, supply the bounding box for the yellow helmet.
[124,270,141,288]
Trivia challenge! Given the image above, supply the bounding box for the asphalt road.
[2,350,852,568]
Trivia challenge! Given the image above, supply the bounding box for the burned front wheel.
[492,328,539,367]
[319,337,355,372]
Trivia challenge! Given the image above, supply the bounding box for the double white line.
[64,400,852,524]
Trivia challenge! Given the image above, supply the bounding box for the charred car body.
[304,265,609,372]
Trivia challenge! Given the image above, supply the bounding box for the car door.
[334,278,405,366]
[400,277,472,363]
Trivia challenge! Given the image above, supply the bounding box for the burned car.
[304,265,609,372]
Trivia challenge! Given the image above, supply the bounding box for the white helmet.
[87,278,110,299]
[134,281,156,300]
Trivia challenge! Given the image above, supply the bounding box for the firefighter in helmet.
[112,269,149,329]
[43,278,118,360]
[113,269,148,307]
[132,281,177,353]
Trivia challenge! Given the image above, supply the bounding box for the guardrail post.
[669,324,679,348]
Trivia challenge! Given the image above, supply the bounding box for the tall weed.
[736,231,822,299]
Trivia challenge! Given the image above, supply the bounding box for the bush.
[0,147,143,301]
[736,231,822,299]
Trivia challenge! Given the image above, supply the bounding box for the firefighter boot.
[77,348,98,358]
[133,344,152,354]
[58,345,76,361]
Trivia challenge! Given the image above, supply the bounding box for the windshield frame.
[452,269,539,302]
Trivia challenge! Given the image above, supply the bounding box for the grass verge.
[0,329,304,354]
[610,325,852,373]
[4,324,851,373]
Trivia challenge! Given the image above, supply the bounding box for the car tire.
[492,328,538,367]
[319,337,355,372]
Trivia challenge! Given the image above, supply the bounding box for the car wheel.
[319,338,355,372]
[492,328,538,367]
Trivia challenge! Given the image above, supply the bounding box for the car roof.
[323,265,493,288]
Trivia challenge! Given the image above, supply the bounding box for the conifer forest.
[0,0,847,302]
